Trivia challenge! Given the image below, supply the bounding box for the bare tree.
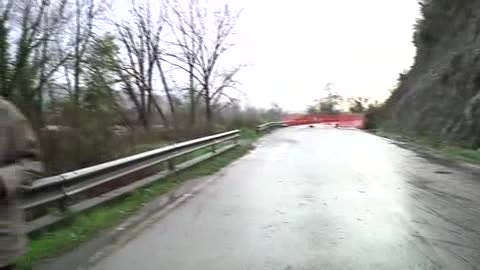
[166,0,202,126]
[115,2,177,130]
[0,0,14,96]
[0,0,71,126]
[165,0,241,127]
[211,66,242,112]
[32,0,70,124]
[70,0,95,125]
[194,4,240,125]
[348,97,369,113]
[9,0,49,106]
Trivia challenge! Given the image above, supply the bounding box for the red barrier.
[283,114,366,129]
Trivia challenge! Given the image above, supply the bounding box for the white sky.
[113,0,421,112]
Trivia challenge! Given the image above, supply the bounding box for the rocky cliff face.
[385,0,480,147]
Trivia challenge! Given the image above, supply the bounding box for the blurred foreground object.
[0,98,43,269]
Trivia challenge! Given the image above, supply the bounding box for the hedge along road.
[88,126,480,270]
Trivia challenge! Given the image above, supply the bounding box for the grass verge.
[18,144,252,270]
[239,127,260,141]
[373,129,480,165]
[437,145,480,164]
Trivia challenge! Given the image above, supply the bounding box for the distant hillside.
[384,0,480,147]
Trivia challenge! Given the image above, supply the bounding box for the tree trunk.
[139,110,149,131]
[151,96,169,129]
[205,84,212,130]
[156,58,177,133]
[0,18,8,98]
[72,0,82,128]
[189,63,196,126]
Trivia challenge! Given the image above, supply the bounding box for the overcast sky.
[114,0,420,112]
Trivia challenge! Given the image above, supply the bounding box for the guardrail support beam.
[256,122,285,134]
[21,130,241,232]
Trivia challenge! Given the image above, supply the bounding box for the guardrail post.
[59,186,68,212]
[59,199,67,212]
[211,143,217,153]
[167,159,175,171]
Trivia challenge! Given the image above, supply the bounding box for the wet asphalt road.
[90,126,480,270]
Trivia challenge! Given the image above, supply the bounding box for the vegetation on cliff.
[381,0,480,148]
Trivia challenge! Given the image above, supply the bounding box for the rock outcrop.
[385,1,480,147]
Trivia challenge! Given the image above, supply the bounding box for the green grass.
[239,127,260,141]
[17,145,252,270]
[439,145,480,164]
[374,129,480,164]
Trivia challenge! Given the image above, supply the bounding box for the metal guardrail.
[22,130,240,232]
[256,122,286,133]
